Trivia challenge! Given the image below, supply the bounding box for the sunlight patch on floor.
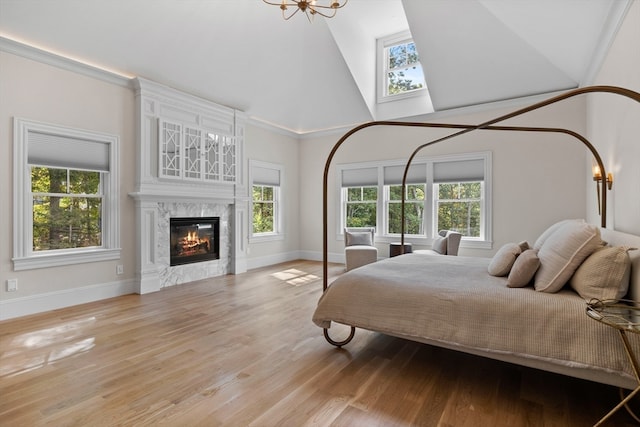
[270,268,319,286]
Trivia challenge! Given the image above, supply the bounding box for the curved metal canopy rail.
[321,85,640,347]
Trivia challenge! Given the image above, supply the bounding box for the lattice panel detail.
[204,133,220,181]
[159,120,236,183]
[222,136,235,182]
[184,127,202,180]
[161,121,182,177]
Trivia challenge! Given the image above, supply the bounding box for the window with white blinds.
[13,118,120,270]
[337,152,491,244]
[250,159,284,241]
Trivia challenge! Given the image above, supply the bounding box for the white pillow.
[534,221,602,293]
[488,243,522,276]
[533,219,583,251]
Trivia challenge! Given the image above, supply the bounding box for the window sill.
[13,248,121,271]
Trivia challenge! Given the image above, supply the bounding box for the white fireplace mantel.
[130,78,249,294]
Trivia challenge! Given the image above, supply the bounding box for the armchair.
[414,230,462,256]
[344,227,378,271]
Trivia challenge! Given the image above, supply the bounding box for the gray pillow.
[507,249,540,288]
[432,235,447,254]
[488,243,522,276]
[345,231,372,246]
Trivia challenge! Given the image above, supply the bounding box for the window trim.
[336,152,492,249]
[249,159,284,242]
[13,118,120,271]
[377,31,427,104]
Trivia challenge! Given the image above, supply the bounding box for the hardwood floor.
[1,260,638,426]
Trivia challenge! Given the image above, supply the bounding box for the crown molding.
[0,36,132,88]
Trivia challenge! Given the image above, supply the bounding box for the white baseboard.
[246,251,346,270]
[0,279,137,321]
[297,250,345,264]
[1,252,347,320]
[246,251,302,270]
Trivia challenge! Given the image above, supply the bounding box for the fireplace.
[170,217,220,266]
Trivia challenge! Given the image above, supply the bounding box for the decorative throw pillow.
[569,246,635,301]
[488,243,522,276]
[507,249,540,288]
[534,221,602,293]
[533,219,583,251]
[345,231,372,246]
[432,235,447,254]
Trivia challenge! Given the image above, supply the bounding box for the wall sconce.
[592,164,613,215]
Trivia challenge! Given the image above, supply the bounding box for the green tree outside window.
[31,166,102,251]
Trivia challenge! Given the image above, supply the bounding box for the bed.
[313,223,640,390]
[314,86,640,390]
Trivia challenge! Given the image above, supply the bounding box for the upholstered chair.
[414,230,462,256]
[344,227,378,271]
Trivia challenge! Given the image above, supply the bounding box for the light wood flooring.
[1,260,638,426]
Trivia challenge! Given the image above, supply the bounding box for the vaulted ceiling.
[0,0,631,135]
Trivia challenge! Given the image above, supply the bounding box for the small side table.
[586,299,640,426]
[389,242,412,257]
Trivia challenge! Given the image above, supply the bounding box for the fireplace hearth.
[170,217,220,266]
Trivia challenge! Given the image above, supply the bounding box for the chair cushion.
[345,230,373,246]
[432,236,447,254]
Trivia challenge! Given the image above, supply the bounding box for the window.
[250,160,283,240]
[435,182,482,238]
[387,184,426,235]
[13,118,120,270]
[31,167,103,251]
[345,186,378,228]
[337,153,491,247]
[253,185,276,233]
[378,32,427,102]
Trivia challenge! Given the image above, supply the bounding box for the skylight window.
[378,32,427,103]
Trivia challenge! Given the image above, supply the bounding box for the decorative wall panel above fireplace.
[159,120,236,184]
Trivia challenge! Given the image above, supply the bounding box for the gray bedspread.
[312,253,640,387]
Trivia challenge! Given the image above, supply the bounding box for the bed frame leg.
[323,327,356,347]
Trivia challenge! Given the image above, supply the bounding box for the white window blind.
[341,167,378,187]
[383,164,427,185]
[252,165,280,186]
[28,130,110,172]
[433,159,484,183]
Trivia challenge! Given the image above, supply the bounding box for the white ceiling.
[0,0,631,135]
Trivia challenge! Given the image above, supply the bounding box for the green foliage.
[253,185,275,233]
[388,185,425,234]
[31,167,102,251]
[436,182,482,237]
[387,41,425,95]
[345,186,377,228]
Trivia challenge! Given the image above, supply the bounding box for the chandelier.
[262,0,348,21]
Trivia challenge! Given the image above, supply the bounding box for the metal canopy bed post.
[321,85,640,347]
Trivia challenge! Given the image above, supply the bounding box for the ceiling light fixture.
[262,0,348,21]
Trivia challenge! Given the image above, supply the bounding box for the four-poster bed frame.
[320,85,640,347]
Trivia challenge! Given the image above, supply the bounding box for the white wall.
[0,51,137,318]
[299,99,588,261]
[244,124,301,269]
[589,1,640,234]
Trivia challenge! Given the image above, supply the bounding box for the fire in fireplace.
[170,217,220,266]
